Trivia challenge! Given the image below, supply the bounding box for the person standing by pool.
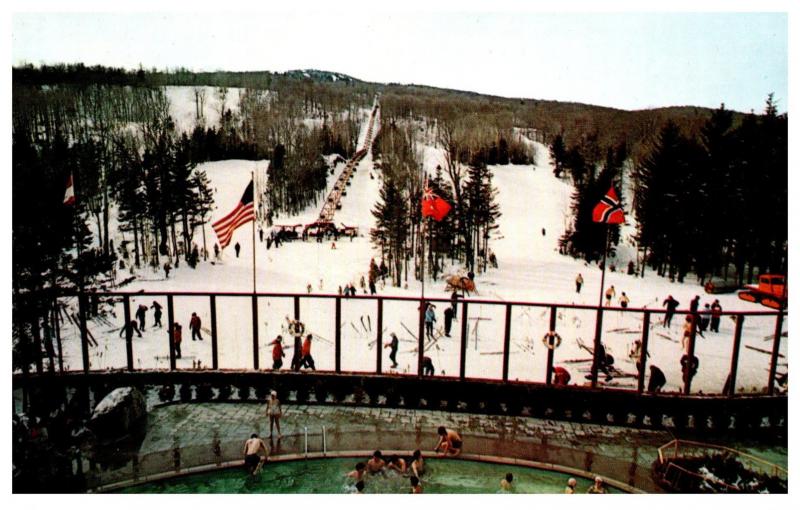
[434,426,463,456]
[500,473,514,491]
[587,476,607,494]
[410,476,423,493]
[565,478,577,494]
[266,390,282,438]
[243,433,268,475]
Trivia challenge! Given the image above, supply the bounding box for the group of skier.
[118,303,204,361]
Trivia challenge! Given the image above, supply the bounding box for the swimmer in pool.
[355,480,365,494]
[366,450,386,474]
[347,462,367,481]
[410,449,425,478]
[242,433,268,475]
[410,476,423,493]
[387,454,407,474]
[500,472,514,491]
[565,477,577,494]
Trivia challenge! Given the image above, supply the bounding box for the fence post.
[417,298,425,376]
[545,306,557,385]
[167,295,176,370]
[683,314,698,395]
[335,297,341,373]
[78,293,90,374]
[637,312,651,393]
[210,295,218,370]
[502,304,512,382]
[294,296,300,323]
[123,295,134,371]
[459,302,469,380]
[727,314,744,396]
[767,311,785,395]
[252,295,259,370]
[376,298,383,373]
[590,308,604,388]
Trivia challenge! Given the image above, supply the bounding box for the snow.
[52,93,787,396]
[91,387,134,417]
[164,86,242,133]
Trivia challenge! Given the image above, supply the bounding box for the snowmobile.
[738,274,787,310]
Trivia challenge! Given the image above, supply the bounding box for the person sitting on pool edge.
[367,450,386,474]
[500,472,514,491]
[387,454,406,474]
[242,433,268,475]
[347,462,366,481]
[410,476,423,493]
[434,426,463,456]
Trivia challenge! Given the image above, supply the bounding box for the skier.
[235,242,241,258]
[450,291,460,319]
[619,292,630,308]
[424,304,437,339]
[489,251,498,268]
[119,320,142,338]
[379,260,388,283]
[710,299,723,333]
[359,275,367,293]
[214,243,220,259]
[190,312,203,341]
[172,322,183,359]
[271,336,285,370]
[151,301,163,328]
[259,228,263,243]
[163,262,171,279]
[589,342,613,382]
[699,304,711,333]
[443,306,454,337]
[384,333,399,368]
[300,334,316,370]
[604,285,616,306]
[368,259,378,295]
[135,304,148,331]
[662,295,680,328]
[422,356,435,376]
[575,273,584,293]
[648,365,666,393]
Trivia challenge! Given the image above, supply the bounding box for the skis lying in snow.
[655,333,678,343]
[607,328,642,334]
[562,357,594,364]
[745,345,785,358]
[72,313,98,347]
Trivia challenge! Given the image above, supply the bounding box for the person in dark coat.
[384,333,399,368]
[135,304,148,331]
[422,356,435,376]
[710,299,723,333]
[119,320,142,338]
[662,295,680,328]
[443,306,455,337]
[172,322,183,359]
[680,354,699,387]
[151,301,163,328]
[190,312,203,341]
[450,291,460,319]
[648,365,666,393]
[235,242,241,258]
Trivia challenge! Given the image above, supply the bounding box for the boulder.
[88,387,147,440]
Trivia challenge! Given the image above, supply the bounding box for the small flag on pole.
[421,182,451,221]
[592,186,625,224]
[63,173,76,206]
[212,180,255,249]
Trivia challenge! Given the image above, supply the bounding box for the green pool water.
[120,458,623,494]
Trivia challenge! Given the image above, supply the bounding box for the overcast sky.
[11,8,789,113]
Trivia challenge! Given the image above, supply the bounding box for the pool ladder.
[303,426,328,458]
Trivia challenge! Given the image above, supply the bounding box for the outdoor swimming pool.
[119,457,624,494]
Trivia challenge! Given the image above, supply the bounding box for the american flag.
[212,180,255,249]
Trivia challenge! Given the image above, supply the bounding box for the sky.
[10,5,790,113]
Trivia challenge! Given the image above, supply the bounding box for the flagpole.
[252,170,256,294]
[590,222,610,388]
[598,224,610,309]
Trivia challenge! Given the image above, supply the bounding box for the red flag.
[592,186,624,224]
[421,184,451,221]
[63,173,76,206]
[212,180,255,249]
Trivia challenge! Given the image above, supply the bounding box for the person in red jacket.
[190,312,203,341]
[172,322,183,359]
[271,336,285,370]
[301,334,316,370]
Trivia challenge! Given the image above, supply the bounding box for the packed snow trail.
[51,87,787,395]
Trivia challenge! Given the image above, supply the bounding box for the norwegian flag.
[421,182,451,222]
[592,186,625,224]
[63,173,76,206]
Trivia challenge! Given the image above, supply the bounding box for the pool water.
[120,458,622,494]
